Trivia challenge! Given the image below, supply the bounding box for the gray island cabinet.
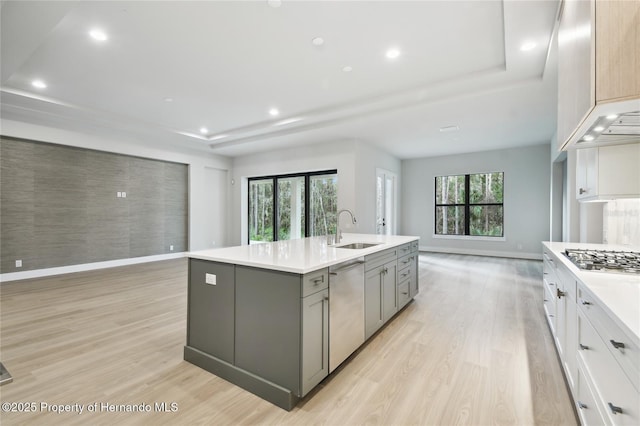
[184,234,419,411]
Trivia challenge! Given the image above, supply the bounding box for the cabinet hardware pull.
[578,401,587,409]
[610,340,625,350]
[556,288,565,299]
[579,344,589,350]
[543,299,548,302]
[581,300,591,305]
[608,403,623,415]
[579,188,587,195]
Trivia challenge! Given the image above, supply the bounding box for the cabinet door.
[187,259,235,363]
[365,267,384,340]
[301,289,329,396]
[576,148,598,199]
[382,260,398,323]
[598,143,640,198]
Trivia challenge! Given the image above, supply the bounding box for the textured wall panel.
[0,137,188,273]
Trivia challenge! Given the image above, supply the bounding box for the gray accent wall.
[0,137,188,273]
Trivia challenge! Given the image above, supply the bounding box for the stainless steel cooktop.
[564,248,640,274]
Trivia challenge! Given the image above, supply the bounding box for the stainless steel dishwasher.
[329,257,365,372]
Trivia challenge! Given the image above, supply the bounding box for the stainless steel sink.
[335,242,381,249]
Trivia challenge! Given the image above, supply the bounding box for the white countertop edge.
[542,241,640,344]
[188,234,419,274]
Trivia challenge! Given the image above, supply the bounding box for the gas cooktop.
[564,248,640,274]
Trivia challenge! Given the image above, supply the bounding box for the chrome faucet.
[337,209,357,242]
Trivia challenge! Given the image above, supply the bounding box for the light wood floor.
[0,254,577,425]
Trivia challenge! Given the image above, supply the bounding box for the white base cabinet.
[542,243,640,425]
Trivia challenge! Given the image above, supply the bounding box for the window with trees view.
[435,172,504,237]
[249,171,338,244]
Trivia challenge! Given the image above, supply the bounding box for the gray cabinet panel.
[382,260,398,323]
[235,266,301,395]
[188,259,235,363]
[365,266,384,340]
[301,288,328,396]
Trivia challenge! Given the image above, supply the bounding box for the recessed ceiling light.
[520,41,537,51]
[606,114,618,120]
[210,134,228,141]
[31,79,47,89]
[385,48,401,60]
[583,135,594,141]
[312,37,324,46]
[593,126,604,132]
[439,125,460,133]
[89,29,108,42]
[269,108,280,117]
[267,0,281,8]
[163,97,174,103]
[200,127,208,134]
[342,65,353,72]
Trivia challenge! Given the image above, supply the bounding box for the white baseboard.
[0,253,186,283]
[419,246,542,261]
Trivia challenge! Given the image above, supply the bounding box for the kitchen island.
[184,233,420,410]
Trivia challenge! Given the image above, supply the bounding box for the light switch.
[121,192,126,198]
[117,192,122,198]
[205,273,217,285]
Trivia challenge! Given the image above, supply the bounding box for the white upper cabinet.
[557,0,640,151]
[576,143,640,201]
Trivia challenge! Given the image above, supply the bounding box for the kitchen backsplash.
[603,198,640,246]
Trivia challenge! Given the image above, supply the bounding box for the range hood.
[565,98,640,149]
[577,111,640,145]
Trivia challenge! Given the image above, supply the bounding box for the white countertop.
[543,241,640,343]
[188,233,419,274]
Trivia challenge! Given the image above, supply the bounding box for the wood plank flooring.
[0,254,577,425]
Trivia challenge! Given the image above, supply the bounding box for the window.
[435,172,504,237]
[249,170,337,244]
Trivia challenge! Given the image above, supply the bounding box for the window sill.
[432,234,506,242]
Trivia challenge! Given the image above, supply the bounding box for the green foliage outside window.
[435,172,504,237]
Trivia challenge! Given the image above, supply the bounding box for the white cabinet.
[557,0,640,150]
[542,244,640,426]
[576,143,640,201]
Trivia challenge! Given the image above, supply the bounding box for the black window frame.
[248,169,338,244]
[434,172,504,237]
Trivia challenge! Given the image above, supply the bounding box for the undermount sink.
[335,242,381,249]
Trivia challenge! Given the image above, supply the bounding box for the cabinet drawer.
[398,252,416,272]
[397,243,412,257]
[302,269,329,297]
[576,364,607,426]
[398,280,411,309]
[578,309,640,425]
[365,248,397,272]
[398,259,415,282]
[578,283,639,392]
[410,240,419,253]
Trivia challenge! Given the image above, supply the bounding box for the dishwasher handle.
[329,260,365,275]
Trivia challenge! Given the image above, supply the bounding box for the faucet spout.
[337,209,357,242]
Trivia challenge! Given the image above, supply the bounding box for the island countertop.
[188,233,419,274]
[542,241,640,344]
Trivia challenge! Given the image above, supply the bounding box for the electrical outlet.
[15,260,22,268]
[205,273,216,285]
[121,192,126,198]
[169,245,174,251]
[517,243,523,250]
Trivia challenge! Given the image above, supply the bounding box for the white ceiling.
[1,0,560,159]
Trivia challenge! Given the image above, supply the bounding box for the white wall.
[1,119,232,253]
[401,144,551,259]
[603,199,640,246]
[230,139,401,245]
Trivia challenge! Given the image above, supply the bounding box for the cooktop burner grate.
[564,248,640,274]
